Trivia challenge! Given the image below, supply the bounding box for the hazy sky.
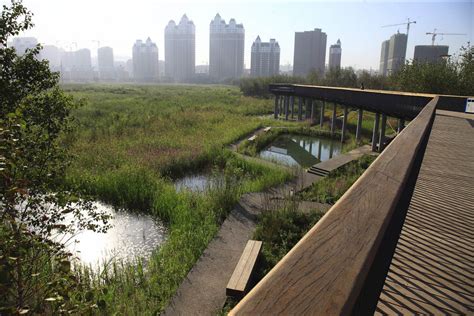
[3,0,473,70]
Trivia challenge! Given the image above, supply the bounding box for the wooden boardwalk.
[376,111,474,314]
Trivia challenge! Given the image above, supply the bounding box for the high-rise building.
[165,14,195,82]
[379,40,390,76]
[98,46,115,81]
[132,38,159,82]
[209,14,245,80]
[11,37,38,56]
[250,36,280,77]
[414,45,449,63]
[379,32,407,76]
[71,48,93,81]
[328,39,342,70]
[293,28,327,77]
[387,32,407,74]
[41,45,61,71]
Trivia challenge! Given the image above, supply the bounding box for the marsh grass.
[300,154,376,204]
[61,84,291,314]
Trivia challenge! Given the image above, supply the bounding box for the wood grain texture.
[226,240,262,298]
[229,98,438,316]
[375,112,474,314]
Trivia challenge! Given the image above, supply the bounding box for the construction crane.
[382,18,417,39]
[426,29,467,45]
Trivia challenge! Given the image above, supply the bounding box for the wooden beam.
[230,97,438,316]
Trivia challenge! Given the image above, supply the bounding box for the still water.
[174,172,223,192]
[64,202,166,268]
[259,134,343,168]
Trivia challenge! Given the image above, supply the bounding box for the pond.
[174,171,223,193]
[259,134,343,168]
[64,202,166,268]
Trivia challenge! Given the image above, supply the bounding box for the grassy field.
[62,84,292,314]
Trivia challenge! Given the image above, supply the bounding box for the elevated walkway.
[376,111,474,314]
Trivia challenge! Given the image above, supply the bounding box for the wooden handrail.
[230,97,438,315]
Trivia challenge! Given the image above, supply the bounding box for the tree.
[0,1,109,313]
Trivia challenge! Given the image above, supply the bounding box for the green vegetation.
[1,1,110,314]
[301,154,377,204]
[254,206,324,276]
[240,45,474,97]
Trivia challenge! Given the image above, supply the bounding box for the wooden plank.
[247,135,257,142]
[229,98,438,315]
[263,127,272,132]
[226,240,262,298]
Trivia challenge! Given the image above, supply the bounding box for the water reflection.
[259,134,342,168]
[174,172,223,192]
[64,202,166,268]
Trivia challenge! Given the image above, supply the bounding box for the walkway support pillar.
[397,118,405,133]
[356,109,363,142]
[310,100,316,125]
[331,103,337,136]
[305,98,311,119]
[285,96,289,120]
[274,95,279,119]
[320,101,325,128]
[290,96,295,119]
[341,106,348,142]
[298,97,303,120]
[379,114,387,152]
[372,113,380,152]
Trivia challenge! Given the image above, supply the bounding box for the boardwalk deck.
[375,111,474,314]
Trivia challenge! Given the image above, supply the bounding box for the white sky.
[3,0,473,70]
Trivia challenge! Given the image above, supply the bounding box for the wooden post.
[285,96,289,120]
[397,118,405,133]
[310,100,316,125]
[379,114,387,152]
[372,113,380,152]
[356,109,363,142]
[298,97,303,121]
[341,106,348,143]
[320,101,325,128]
[274,95,279,119]
[331,103,337,136]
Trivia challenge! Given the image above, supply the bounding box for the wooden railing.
[230,97,438,315]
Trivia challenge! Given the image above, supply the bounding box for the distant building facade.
[98,46,115,81]
[41,45,61,71]
[250,36,280,77]
[209,14,245,80]
[11,37,38,56]
[379,32,407,76]
[328,39,342,70]
[293,28,327,76]
[132,38,159,82]
[165,15,195,82]
[379,40,390,76]
[414,45,449,63]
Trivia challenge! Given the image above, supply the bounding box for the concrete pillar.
[318,140,322,160]
[331,103,337,136]
[372,113,380,152]
[274,95,279,118]
[320,101,325,128]
[298,97,303,120]
[397,118,405,133]
[341,106,348,143]
[310,100,316,125]
[356,109,363,142]
[305,98,311,119]
[290,96,295,119]
[285,96,289,120]
[379,114,387,152]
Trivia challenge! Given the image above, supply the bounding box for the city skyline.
[2,0,472,70]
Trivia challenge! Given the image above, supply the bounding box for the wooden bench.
[263,127,272,132]
[247,135,257,142]
[226,240,262,299]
